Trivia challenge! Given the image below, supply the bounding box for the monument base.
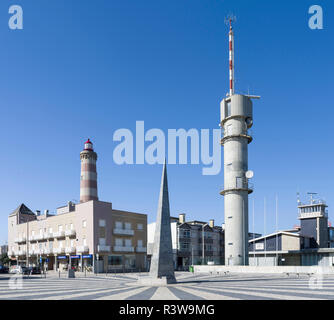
[137,276,176,286]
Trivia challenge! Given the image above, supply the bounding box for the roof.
[249,231,303,243]
[9,204,35,217]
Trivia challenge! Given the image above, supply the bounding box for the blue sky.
[0,0,333,244]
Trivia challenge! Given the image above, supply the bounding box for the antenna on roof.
[307,192,318,204]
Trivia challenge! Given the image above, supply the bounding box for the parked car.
[0,265,8,273]
[9,265,29,274]
[9,265,21,274]
[27,267,41,274]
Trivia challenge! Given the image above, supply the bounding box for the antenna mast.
[225,14,236,96]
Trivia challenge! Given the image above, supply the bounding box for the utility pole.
[26,219,29,267]
[253,198,255,263]
[276,194,278,266]
[264,197,266,264]
[202,223,208,265]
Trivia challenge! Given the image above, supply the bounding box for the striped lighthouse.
[80,139,98,203]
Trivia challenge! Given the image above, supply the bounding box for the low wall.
[193,265,334,275]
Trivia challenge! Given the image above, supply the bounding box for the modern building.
[0,245,8,255]
[7,139,147,272]
[147,213,262,270]
[220,19,259,266]
[249,194,334,266]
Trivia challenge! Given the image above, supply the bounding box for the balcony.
[220,181,254,196]
[34,234,45,241]
[45,233,54,239]
[53,231,65,239]
[43,248,53,255]
[113,246,134,253]
[7,251,14,256]
[54,247,65,254]
[97,245,111,252]
[77,246,89,253]
[65,247,76,254]
[136,247,147,253]
[15,237,26,243]
[65,230,76,237]
[113,228,134,236]
[18,250,26,256]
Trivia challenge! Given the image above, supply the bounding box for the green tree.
[0,253,10,266]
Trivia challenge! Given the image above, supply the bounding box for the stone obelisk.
[139,161,176,286]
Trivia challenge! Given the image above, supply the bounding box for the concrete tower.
[80,139,98,203]
[220,20,259,266]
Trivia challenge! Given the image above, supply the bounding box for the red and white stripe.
[80,139,98,203]
[229,22,234,96]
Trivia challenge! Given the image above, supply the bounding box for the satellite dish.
[245,170,254,179]
[245,117,253,126]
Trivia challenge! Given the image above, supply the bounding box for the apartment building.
[148,214,225,270]
[7,139,147,272]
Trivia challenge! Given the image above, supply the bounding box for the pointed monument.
[138,161,176,286]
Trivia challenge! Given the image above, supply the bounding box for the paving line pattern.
[0,272,333,300]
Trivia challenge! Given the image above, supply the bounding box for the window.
[226,102,231,117]
[70,223,73,230]
[99,238,106,246]
[125,222,131,230]
[58,225,63,232]
[82,220,87,228]
[99,227,106,238]
[65,224,69,230]
[108,255,123,266]
[115,238,123,246]
[124,255,135,268]
[39,229,43,235]
[58,240,63,248]
[83,237,87,246]
[49,227,53,234]
[137,223,143,230]
[137,240,143,247]
[99,219,106,227]
[125,239,132,247]
[115,221,122,229]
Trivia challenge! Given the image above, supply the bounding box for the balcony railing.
[136,247,147,253]
[65,247,76,254]
[65,230,76,237]
[34,234,45,241]
[220,181,254,195]
[53,231,65,239]
[113,246,134,253]
[97,245,111,252]
[77,246,89,253]
[18,250,26,256]
[45,233,54,239]
[113,228,134,236]
[15,237,26,243]
[54,247,65,254]
[43,248,53,255]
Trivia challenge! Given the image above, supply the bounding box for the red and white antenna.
[225,14,236,96]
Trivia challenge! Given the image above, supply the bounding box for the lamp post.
[202,223,208,265]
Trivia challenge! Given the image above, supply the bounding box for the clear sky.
[0,0,333,244]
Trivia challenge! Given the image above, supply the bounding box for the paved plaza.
[0,271,334,300]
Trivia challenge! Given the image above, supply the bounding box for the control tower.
[220,18,259,266]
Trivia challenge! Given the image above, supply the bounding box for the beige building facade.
[7,139,147,272]
[8,201,147,272]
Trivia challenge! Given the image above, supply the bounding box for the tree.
[0,253,10,266]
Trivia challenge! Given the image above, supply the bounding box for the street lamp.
[202,223,208,265]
